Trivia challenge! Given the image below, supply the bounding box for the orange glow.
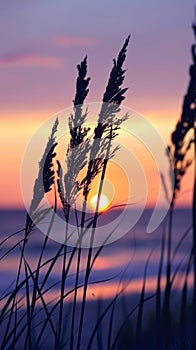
[0,273,194,310]
[0,109,194,209]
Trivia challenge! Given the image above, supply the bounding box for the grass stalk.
[56,211,69,348]
[155,229,165,347]
[180,251,192,350]
[161,197,174,348]
[192,119,196,347]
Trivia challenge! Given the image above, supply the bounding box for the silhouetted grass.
[77,35,130,350]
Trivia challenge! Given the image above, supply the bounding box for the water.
[0,208,193,300]
[0,208,194,349]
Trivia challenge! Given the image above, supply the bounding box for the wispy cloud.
[52,35,95,47]
[0,53,64,68]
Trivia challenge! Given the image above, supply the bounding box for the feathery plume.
[169,40,196,200]
[57,56,90,218]
[81,35,130,198]
[168,125,194,201]
[25,118,59,236]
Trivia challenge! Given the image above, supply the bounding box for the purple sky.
[0,0,195,115]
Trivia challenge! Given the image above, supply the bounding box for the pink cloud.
[52,35,95,47]
[0,53,64,68]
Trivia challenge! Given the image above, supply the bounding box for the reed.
[56,55,90,349]
[77,35,130,350]
[161,133,194,346]
[0,117,59,349]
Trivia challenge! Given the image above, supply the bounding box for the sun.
[90,194,110,212]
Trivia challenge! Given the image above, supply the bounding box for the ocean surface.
[0,208,193,300]
[0,207,194,349]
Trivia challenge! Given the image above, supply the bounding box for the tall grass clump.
[162,21,196,348]
[0,36,131,350]
[0,118,59,350]
[76,35,130,350]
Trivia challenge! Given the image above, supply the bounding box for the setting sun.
[90,194,110,212]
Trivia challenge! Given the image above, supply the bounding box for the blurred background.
[0,0,195,209]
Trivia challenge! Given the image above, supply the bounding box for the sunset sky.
[0,0,195,209]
